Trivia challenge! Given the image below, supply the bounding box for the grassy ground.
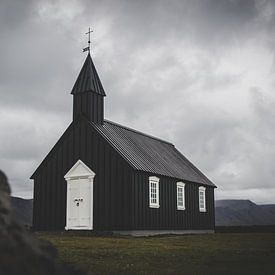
[37,232,275,275]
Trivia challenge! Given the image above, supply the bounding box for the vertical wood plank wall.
[32,118,215,231]
[132,172,215,230]
[32,119,132,230]
[73,93,104,124]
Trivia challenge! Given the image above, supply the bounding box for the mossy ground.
[37,232,275,275]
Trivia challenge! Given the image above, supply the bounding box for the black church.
[31,51,216,235]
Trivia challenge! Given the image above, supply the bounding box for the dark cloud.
[0,0,275,203]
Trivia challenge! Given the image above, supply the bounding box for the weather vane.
[83,27,93,53]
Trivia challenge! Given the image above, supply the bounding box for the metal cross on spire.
[83,27,93,53]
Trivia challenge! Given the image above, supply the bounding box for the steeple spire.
[71,54,106,96]
[71,51,106,124]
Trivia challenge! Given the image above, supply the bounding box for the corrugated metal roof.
[91,120,215,187]
[71,53,106,96]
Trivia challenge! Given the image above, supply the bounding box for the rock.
[0,170,89,275]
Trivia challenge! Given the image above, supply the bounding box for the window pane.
[149,178,159,207]
[199,188,205,211]
[177,185,185,208]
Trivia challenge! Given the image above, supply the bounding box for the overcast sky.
[0,0,275,204]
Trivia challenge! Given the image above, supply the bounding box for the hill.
[11,197,33,226]
[215,200,275,226]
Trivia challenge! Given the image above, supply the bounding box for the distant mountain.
[11,197,33,227]
[215,200,275,226]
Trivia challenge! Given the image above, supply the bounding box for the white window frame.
[149,176,160,208]
[199,186,206,212]
[176,182,185,210]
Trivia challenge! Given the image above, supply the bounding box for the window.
[199,186,206,212]
[149,176,160,208]
[177,182,185,210]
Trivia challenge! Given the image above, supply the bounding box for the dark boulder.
[0,170,89,275]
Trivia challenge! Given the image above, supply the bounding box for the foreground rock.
[0,170,89,275]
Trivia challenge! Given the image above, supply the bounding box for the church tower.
[71,53,106,124]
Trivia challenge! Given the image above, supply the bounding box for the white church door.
[67,179,79,227]
[64,160,95,230]
[68,178,91,228]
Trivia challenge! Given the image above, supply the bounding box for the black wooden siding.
[32,118,132,230]
[131,172,215,230]
[33,117,215,231]
[73,93,104,124]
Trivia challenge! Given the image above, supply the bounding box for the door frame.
[64,160,95,230]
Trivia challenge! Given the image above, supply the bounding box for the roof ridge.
[104,119,174,145]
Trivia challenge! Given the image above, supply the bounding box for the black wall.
[73,92,104,124]
[32,117,132,231]
[131,172,215,230]
[32,117,215,231]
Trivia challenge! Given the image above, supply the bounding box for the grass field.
[37,232,275,275]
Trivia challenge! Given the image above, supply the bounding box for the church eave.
[70,89,106,96]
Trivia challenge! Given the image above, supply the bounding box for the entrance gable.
[64,159,95,180]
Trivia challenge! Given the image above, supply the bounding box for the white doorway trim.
[64,160,95,230]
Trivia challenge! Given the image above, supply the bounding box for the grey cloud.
[0,0,275,204]
[0,0,39,28]
[171,87,275,194]
[81,0,275,51]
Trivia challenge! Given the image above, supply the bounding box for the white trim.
[64,159,95,180]
[199,186,206,212]
[149,176,160,208]
[176,182,185,210]
[65,160,95,230]
[90,177,93,230]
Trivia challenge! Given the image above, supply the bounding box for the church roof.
[91,120,215,187]
[71,53,106,96]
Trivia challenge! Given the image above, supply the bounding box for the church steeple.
[71,53,106,124]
